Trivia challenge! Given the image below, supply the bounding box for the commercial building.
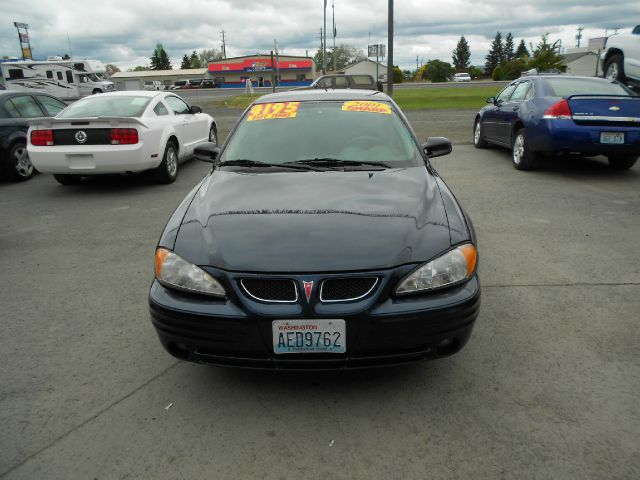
[207,54,316,88]
[111,68,207,90]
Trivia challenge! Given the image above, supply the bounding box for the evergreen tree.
[529,34,563,72]
[180,54,191,69]
[151,43,172,70]
[515,39,530,58]
[504,33,515,62]
[485,32,503,76]
[452,36,471,71]
[189,50,201,68]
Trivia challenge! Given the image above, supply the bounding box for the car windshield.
[545,78,631,97]
[220,100,422,168]
[57,95,151,118]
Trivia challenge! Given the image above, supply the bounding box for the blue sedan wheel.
[512,129,537,171]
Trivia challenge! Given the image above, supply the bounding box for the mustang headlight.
[396,244,477,295]
[155,248,225,297]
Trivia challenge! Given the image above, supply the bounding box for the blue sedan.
[473,75,640,170]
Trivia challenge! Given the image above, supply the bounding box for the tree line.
[125,44,225,72]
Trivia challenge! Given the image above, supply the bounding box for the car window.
[351,75,374,86]
[315,78,330,88]
[496,84,518,103]
[165,96,191,114]
[2,99,21,118]
[58,95,151,118]
[154,101,169,116]
[544,78,631,97]
[221,101,422,167]
[36,95,67,116]
[509,81,532,102]
[334,77,348,88]
[57,72,63,80]
[6,96,45,118]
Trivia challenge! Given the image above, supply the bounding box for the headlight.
[155,248,225,298]
[395,244,477,295]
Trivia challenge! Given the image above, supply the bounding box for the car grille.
[240,279,298,303]
[320,277,378,302]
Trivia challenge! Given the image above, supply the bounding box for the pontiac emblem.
[75,130,88,143]
[609,106,620,111]
[302,281,314,302]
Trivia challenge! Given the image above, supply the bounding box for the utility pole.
[270,51,276,92]
[387,0,394,97]
[575,26,584,48]
[220,29,227,59]
[322,0,327,75]
[332,0,337,73]
[274,39,280,87]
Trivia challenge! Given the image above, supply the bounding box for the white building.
[111,68,207,91]
[561,48,601,77]
[339,58,387,82]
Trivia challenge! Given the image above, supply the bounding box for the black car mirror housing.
[190,106,202,114]
[423,137,452,158]
[486,96,496,104]
[194,142,220,163]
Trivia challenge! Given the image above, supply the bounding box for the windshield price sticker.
[342,101,392,115]
[272,319,346,354]
[247,102,300,121]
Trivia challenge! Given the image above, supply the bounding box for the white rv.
[0,58,115,100]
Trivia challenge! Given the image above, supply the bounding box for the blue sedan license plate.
[272,319,346,354]
[600,132,624,144]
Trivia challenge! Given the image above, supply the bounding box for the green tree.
[515,39,530,58]
[529,34,564,72]
[468,65,484,79]
[189,50,201,68]
[392,66,403,83]
[199,48,225,66]
[504,33,515,62]
[421,59,455,83]
[150,43,172,70]
[313,44,365,72]
[105,64,120,77]
[452,36,471,71]
[180,54,191,69]
[492,58,529,80]
[485,32,503,75]
[128,65,151,72]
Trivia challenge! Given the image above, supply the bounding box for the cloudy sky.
[1,0,638,71]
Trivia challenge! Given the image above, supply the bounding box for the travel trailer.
[0,58,115,100]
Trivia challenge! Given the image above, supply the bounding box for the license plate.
[272,319,346,354]
[600,132,624,144]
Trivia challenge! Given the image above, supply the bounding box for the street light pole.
[386,0,394,97]
[322,0,327,75]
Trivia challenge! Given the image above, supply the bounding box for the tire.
[473,118,488,148]
[154,142,179,184]
[604,54,626,83]
[511,129,537,170]
[3,142,35,181]
[208,125,218,146]
[607,155,637,170]
[92,89,103,95]
[53,174,82,185]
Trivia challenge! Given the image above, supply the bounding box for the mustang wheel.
[512,129,537,170]
[154,142,179,184]
[209,125,218,146]
[607,155,637,170]
[604,54,625,83]
[4,142,35,181]
[53,174,82,185]
[473,118,488,148]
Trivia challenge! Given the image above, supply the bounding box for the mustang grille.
[240,279,298,302]
[320,277,378,302]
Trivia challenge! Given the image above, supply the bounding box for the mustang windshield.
[57,96,151,118]
[221,101,423,168]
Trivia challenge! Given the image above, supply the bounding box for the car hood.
[174,167,452,272]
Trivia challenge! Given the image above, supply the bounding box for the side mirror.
[486,96,496,104]
[194,142,220,163]
[190,106,202,114]
[423,137,452,158]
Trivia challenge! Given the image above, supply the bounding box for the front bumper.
[148,272,481,370]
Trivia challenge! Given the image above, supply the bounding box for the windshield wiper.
[287,158,391,169]
[218,159,320,171]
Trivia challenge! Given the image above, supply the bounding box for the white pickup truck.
[601,26,640,87]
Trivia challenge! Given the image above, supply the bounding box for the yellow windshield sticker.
[247,102,300,121]
[342,101,392,114]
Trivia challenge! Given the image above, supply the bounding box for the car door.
[164,95,205,156]
[498,81,532,145]
[482,83,517,143]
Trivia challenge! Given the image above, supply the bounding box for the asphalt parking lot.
[1,106,639,479]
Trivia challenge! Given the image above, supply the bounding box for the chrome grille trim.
[319,277,379,303]
[240,278,299,303]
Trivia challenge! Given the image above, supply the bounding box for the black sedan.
[149,90,480,369]
[0,91,67,181]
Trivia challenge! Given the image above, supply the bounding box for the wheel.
[154,142,179,184]
[3,142,35,181]
[473,118,488,148]
[607,155,637,170]
[92,89,103,95]
[511,129,537,170]
[209,125,218,146]
[604,54,626,83]
[53,174,82,185]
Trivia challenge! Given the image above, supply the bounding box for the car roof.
[523,74,612,83]
[0,90,61,99]
[88,90,163,98]
[255,89,390,104]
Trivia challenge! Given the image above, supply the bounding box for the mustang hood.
[174,167,454,272]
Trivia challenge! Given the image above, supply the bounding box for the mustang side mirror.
[190,106,202,114]
[486,96,496,104]
[423,137,452,159]
[194,142,220,163]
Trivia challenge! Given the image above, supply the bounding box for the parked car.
[201,79,215,89]
[601,25,640,88]
[473,75,640,170]
[309,74,383,91]
[453,73,471,82]
[143,80,165,91]
[149,89,480,369]
[28,91,217,184]
[0,91,67,181]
